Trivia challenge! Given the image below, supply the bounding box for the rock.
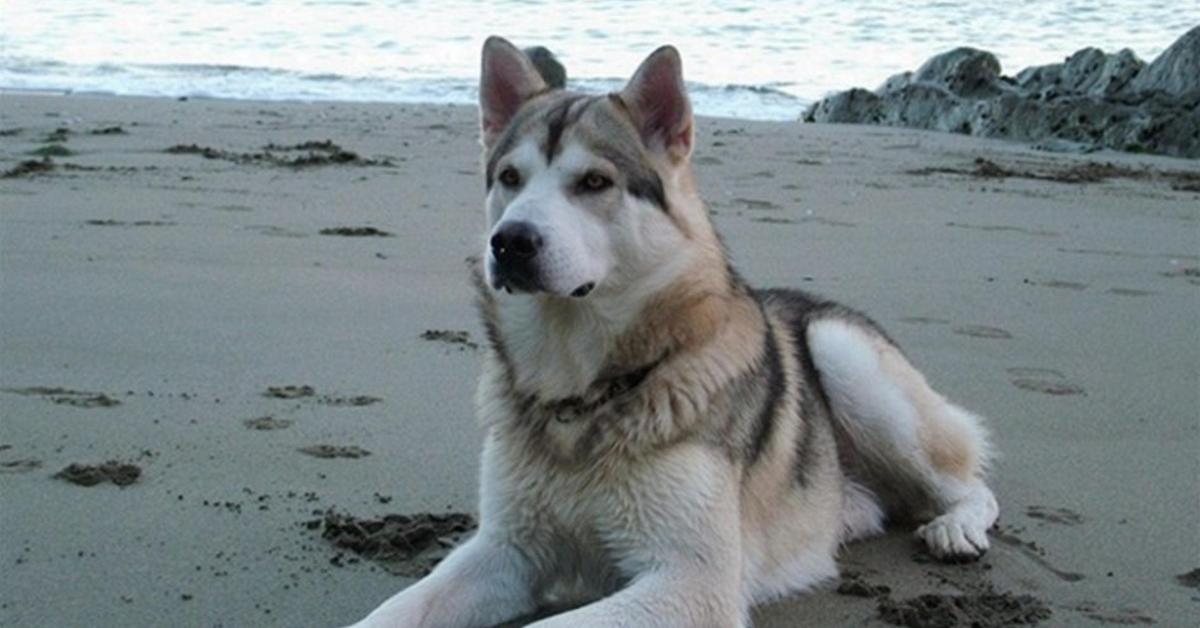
[524,46,567,89]
[1065,48,1144,96]
[881,84,973,133]
[1130,25,1200,95]
[1017,48,1146,97]
[804,27,1200,158]
[877,71,913,95]
[802,88,882,123]
[911,47,1005,98]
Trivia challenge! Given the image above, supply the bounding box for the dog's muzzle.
[489,221,595,298]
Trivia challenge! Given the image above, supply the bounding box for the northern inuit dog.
[351,37,999,627]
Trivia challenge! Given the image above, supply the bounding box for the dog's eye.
[578,171,613,193]
[498,166,521,188]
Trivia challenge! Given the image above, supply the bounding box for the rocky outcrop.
[804,26,1200,158]
[524,46,567,89]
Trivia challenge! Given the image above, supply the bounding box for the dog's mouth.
[491,274,541,295]
[489,261,595,299]
[489,258,544,295]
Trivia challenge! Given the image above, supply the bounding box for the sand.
[1,92,1197,627]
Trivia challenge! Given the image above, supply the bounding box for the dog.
[349,36,999,627]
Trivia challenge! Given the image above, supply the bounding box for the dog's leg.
[525,444,746,628]
[347,532,538,628]
[806,318,998,561]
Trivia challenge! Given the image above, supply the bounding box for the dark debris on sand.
[420,329,480,350]
[264,385,316,399]
[298,445,371,459]
[1176,568,1200,589]
[315,510,476,576]
[2,157,56,179]
[2,386,121,407]
[836,572,892,598]
[28,143,73,157]
[877,590,1052,628]
[243,415,293,431]
[318,226,394,237]
[54,461,142,487]
[165,139,394,168]
[318,395,383,407]
[262,385,381,406]
[833,569,1053,628]
[44,127,72,142]
[909,157,1200,188]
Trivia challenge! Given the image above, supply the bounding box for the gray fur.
[485,91,667,211]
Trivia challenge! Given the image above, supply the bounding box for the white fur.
[807,319,999,560]
[486,141,616,298]
[487,137,694,400]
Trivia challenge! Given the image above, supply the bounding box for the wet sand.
[1,92,1197,627]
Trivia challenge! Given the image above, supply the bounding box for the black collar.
[532,354,667,421]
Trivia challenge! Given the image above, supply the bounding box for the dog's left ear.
[620,46,693,161]
[480,36,548,149]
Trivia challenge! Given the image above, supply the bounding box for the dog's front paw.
[915,513,990,562]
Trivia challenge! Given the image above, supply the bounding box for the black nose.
[490,221,543,264]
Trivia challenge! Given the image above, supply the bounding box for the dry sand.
[1,92,1197,627]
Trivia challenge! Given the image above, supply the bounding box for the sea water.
[1,1,1194,120]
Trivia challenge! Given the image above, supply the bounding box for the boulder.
[1129,25,1200,95]
[803,26,1200,158]
[911,47,1005,98]
[802,88,882,124]
[523,46,567,89]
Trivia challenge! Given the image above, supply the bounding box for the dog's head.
[478,36,710,302]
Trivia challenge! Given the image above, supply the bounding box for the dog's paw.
[915,513,990,562]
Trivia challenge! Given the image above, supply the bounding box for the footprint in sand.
[243,416,293,431]
[945,222,1059,237]
[1007,368,1086,396]
[264,385,315,399]
[1073,602,1155,626]
[0,459,43,473]
[898,316,952,326]
[244,225,308,238]
[54,461,142,487]
[1006,367,1065,379]
[1036,280,1088,291]
[1106,287,1154,297]
[734,197,778,210]
[2,386,121,408]
[1026,505,1084,525]
[952,325,1012,339]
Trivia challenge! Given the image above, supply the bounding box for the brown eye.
[579,171,613,193]
[498,166,521,188]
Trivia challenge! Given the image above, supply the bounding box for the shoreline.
[0,80,812,123]
[1,92,1197,627]
[6,88,1200,164]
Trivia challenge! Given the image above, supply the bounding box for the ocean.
[1,1,1195,120]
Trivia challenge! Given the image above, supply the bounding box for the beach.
[1,92,1197,626]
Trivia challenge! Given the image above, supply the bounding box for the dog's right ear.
[480,36,548,149]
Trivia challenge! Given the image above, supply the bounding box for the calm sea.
[1,1,1194,120]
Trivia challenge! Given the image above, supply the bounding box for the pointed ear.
[480,36,548,149]
[620,46,693,160]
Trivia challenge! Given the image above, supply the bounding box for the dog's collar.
[533,354,667,422]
